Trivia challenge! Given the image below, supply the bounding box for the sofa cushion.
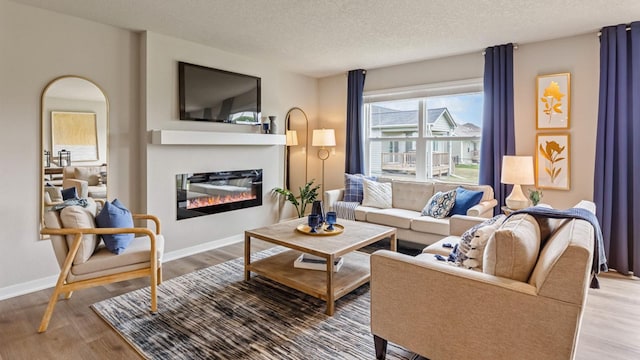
[434,182,494,202]
[410,216,450,235]
[96,199,135,255]
[453,215,506,269]
[74,167,101,186]
[422,236,460,256]
[483,214,541,282]
[421,190,457,219]
[392,180,435,212]
[362,178,392,209]
[59,200,100,265]
[449,187,484,216]
[365,208,420,229]
[343,173,376,203]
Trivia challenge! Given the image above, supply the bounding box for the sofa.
[324,179,497,246]
[62,166,107,199]
[370,200,596,360]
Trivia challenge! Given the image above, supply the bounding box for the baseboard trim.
[0,235,244,301]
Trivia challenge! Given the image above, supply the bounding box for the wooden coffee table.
[244,218,396,315]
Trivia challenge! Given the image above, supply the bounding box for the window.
[364,79,483,184]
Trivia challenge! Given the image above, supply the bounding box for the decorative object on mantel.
[261,116,270,134]
[501,155,535,210]
[269,115,278,134]
[272,179,320,218]
[57,149,71,167]
[536,72,570,129]
[312,129,336,195]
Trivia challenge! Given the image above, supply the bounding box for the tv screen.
[179,62,261,124]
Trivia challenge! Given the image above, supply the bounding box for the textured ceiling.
[10,0,640,77]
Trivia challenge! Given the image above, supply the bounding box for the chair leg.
[157,266,163,285]
[38,287,62,333]
[374,335,388,360]
[63,291,73,300]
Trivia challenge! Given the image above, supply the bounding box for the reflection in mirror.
[285,107,308,191]
[41,76,108,234]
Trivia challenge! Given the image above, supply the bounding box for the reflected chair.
[39,199,164,332]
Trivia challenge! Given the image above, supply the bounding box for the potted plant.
[528,188,543,206]
[272,180,320,218]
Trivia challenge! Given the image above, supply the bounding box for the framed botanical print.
[536,73,570,129]
[536,133,570,190]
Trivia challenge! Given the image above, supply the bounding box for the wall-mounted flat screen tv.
[179,61,261,124]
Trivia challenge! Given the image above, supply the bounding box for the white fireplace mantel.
[150,130,286,146]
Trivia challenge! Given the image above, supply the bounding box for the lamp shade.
[312,129,336,147]
[501,156,535,185]
[285,130,298,146]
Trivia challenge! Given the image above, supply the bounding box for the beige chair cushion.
[74,167,101,186]
[362,179,392,209]
[59,201,100,265]
[483,214,541,282]
[422,236,460,256]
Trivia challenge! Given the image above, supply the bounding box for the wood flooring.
[0,240,638,360]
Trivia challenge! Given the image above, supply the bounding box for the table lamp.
[501,155,535,210]
[312,129,336,195]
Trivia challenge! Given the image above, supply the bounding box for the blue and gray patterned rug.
[91,248,417,359]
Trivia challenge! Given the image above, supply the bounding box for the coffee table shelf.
[248,250,370,301]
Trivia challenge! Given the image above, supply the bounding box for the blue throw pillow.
[95,199,134,255]
[61,187,78,200]
[343,173,377,203]
[449,187,484,216]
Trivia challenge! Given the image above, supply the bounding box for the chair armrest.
[449,214,488,236]
[62,178,88,198]
[467,198,498,217]
[370,250,582,360]
[324,188,345,211]
[41,226,156,239]
[133,214,161,234]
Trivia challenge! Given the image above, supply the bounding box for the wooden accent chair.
[39,199,164,332]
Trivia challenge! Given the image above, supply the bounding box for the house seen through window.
[364,81,483,184]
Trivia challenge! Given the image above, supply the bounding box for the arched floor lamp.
[312,129,336,196]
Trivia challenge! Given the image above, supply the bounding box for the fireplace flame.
[187,192,256,209]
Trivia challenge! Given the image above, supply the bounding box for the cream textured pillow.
[60,200,100,264]
[421,190,457,219]
[483,214,541,282]
[361,178,392,209]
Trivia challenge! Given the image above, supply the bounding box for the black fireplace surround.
[176,169,262,220]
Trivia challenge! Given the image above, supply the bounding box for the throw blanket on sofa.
[333,201,360,221]
[509,207,608,289]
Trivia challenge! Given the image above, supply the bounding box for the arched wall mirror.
[40,76,109,232]
[284,107,308,191]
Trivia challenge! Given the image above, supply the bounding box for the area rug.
[91,248,416,359]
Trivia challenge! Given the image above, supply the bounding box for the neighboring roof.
[371,106,456,128]
[455,122,482,136]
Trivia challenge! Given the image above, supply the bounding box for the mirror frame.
[40,75,109,236]
[284,107,309,190]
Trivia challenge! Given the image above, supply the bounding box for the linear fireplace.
[176,169,262,220]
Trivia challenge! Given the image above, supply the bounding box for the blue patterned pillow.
[343,174,376,203]
[421,190,457,218]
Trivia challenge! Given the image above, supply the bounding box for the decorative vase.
[269,116,277,135]
[311,200,324,224]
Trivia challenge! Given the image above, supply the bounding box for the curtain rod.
[597,26,631,36]
[481,44,518,56]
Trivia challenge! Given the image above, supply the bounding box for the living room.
[1,0,639,359]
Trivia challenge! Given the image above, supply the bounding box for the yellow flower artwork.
[536,134,570,190]
[536,73,570,129]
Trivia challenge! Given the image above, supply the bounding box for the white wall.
[0,0,140,292]
[318,34,600,209]
[142,32,318,253]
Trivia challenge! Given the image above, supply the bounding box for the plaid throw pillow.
[343,173,376,203]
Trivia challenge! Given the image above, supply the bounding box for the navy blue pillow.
[61,187,78,200]
[95,199,134,255]
[449,187,484,216]
[343,173,377,203]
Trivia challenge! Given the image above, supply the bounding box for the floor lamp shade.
[501,155,534,210]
